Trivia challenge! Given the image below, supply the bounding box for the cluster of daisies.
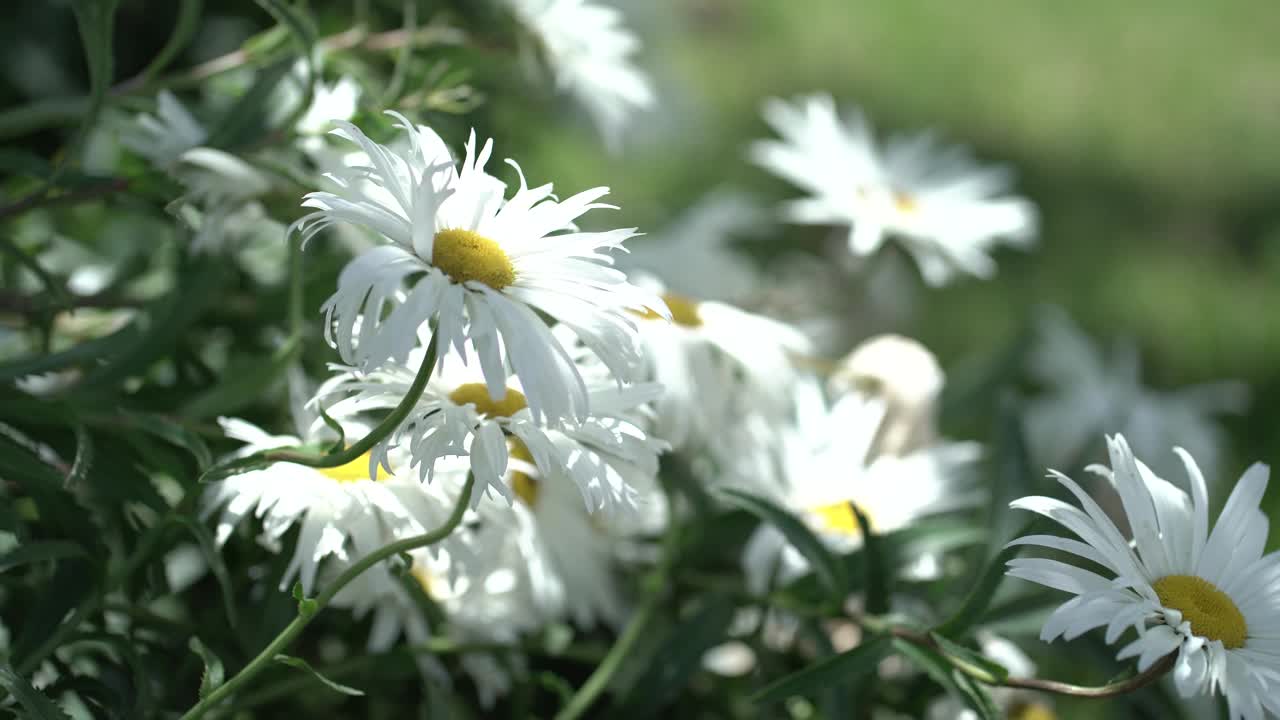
[99,1,1274,717]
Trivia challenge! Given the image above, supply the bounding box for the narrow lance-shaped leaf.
[274,655,365,697]
[751,636,891,706]
[719,487,846,600]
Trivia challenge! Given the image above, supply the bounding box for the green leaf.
[892,639,999,720]
[719,488,846,600]
[181,336,299,418]
[750,636,890,705]
[273,655,365,697]
[852,502,888,614]
[117,411,213,470]
[188,637,225,700]
[616,593,737,718]
[66,0,119,174]
[11,559,96,673]
[0,663,72,720]
[205,58,294,148]
[0,541,87,573]
[65,423,93,489]
[172,516,239,628]
[929,633,1009,684]
[932,524,1031,639]
[988,394,1036,550]
[133,0,203,84]
[80,262,226,392]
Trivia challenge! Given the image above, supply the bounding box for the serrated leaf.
[0,541,87,573]
[951,670,1001,720]
[65,423,93,489]
[0,663,72,720]
[66,0,119,176]
[11,559,96,671]
[188,637,225,699]
[719,487,846,600]
[274,655,364,696]
[617,593,736,718]
[750,636,890,705]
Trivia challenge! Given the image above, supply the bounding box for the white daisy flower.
[119,90,208,169]
[1025,306,1248,481]
[750,93,1037,286]
[122,92,272,253]
[505,0,654,147]
[629,274,812,454]
[744,376,980,592]
[315,340,666,517]
[293,116,665,422]
[202,412,480,596]
[1006,434,1280,719]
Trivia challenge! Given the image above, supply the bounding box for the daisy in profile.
[202,380,483,595]
[314,338,667,517]
[121,92,271,253]
[293,116,665,422]
[1006,434,1280,719]
[504,0,654,147]
[750,94,1037,286]
[627,273,812,455]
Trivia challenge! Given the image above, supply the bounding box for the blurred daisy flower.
[315,340,667,517]
[1007,434,1280,720]
[744,338,980,591]
[121,91,272,253]
[750,93,1037,286]
[628,273,812,455]
[293,116,665,422]
[505,0,654,147]
[1025,306,1248,481]
[202,385,484,595]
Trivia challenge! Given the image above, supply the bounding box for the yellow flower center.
[1153,574,1248,649]
[810,501,874,537]
[431,228,515,289]
[508,438,540,508]
[316,452,379,484]
[447,383,528,417]
[1010,701,1058,720]
[633,293,703,327]
[411,564,439,598]
[892,191,918,214]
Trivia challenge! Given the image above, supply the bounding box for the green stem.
[179,473,475,720]
[887,624,1177,699]
[552,583,662,720]
[216,334,438,474]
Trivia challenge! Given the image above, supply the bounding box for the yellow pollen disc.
[410,565,438,598]
[431,228,515,289]
[447,383,528,418]
[1153,574,1248,649]
[633,293,703,327]
[316,452,379,484]
[810,501,873,537]
[508,438,540,508]
[1010,701,1058,720]
[892,191,918,214]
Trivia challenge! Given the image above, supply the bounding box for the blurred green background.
[498,0,1280,519]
